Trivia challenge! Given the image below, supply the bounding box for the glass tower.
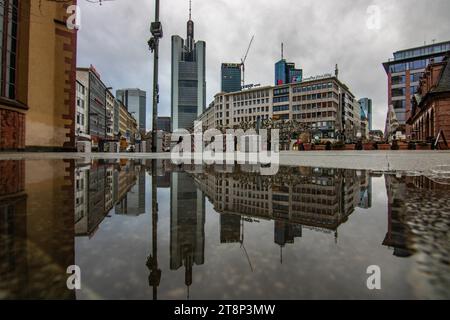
[171,9,206,131]
[221,63,242,93]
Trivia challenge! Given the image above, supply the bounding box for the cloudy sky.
[77,0,450,131]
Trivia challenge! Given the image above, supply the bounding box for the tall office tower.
[382,41,450,136]
[358,98,373,131]
[170,172,205,291]
[171,1,206,131]
[116,88,147,131]
[221,63,242,93]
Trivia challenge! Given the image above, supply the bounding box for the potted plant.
[408,141,417,150]
[363,141,374,150]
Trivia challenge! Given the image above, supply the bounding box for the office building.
[358,98,373,131]
[157,116,172,133]
[221,63,242,93]
[202,72,362,141]
[275,59,303,85]
[382,41,450,136]
[75,80,90,142]
[77,66,108,150]
[171,4,206,131]
[116,88,147,131]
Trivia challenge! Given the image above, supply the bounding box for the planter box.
[416,144,431,150]
[377,144,391,150]
[345,144,356,150]
[315,145,326,151]
[363,143,374,151]
[398,143,408,150]
[304,143,312,151]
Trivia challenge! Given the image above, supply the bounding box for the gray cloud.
[77,0,450,131]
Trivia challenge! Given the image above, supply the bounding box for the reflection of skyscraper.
[119,168,146,216]
[274,221,302,246]
[220,214,241,243]
[170,172,205,291]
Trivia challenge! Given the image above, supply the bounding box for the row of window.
[273,105,289,112]
[234,106,270,115]
[293,92,339,102]
[273,96,289,103]
[393,43,450,60]
[391,72,424,85]
[233,98,270,107]
[293,82,337,93]
[293,101,338,112]
[389,56,445,73]
[232,115,271,123]
[293,113,337,121]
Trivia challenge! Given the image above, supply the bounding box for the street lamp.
[148,0,163,153]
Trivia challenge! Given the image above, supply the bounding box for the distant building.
[275,59,303,85]
[171,7,206,131]
[358,98,373,131]
[408,55,450,145]
[382,41,450,137]
[202,73,362,141]
[75,80,90,142]
[116,88,147,131]
[157,116,171,133]
[77,66,108,150]
[221,63,242,93]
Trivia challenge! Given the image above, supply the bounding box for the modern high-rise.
[221,63,242,93]
[116,88,147,131]
[382,41,450,136]
[275,59,303,85]
[157,116,171,133]
[171,4,206,131]
[358,98,372,131]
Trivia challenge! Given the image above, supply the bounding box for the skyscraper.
[359,98,373,131]
[382,41,450,136]
[171,1,206,131]
[116,88,147,131]
[221,63,242,93]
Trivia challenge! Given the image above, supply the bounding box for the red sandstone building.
[0,0,77,151]
[407,56,450,147]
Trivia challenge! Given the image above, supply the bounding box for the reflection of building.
[0,1,77,151]
[194,166,371,235]
[274,221,302,246]
[1,160,76,298]
[171,5,206,131]
[116,166,146,216]
[220,214,241,243]
[170,172,205,292]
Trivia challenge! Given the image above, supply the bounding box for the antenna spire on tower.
[189,0,192,20]
[281,43,284,60]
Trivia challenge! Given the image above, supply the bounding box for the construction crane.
[241,35,255,87]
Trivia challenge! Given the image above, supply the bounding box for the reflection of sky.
[75,173,419,300]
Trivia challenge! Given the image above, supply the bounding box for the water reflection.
[0,159,449,299]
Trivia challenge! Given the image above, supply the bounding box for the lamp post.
[148,0,163,153]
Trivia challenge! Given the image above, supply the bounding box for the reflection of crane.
[241,35,255,87]
[239,217,254,272]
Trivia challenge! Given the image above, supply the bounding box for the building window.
[0,0,19,99]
